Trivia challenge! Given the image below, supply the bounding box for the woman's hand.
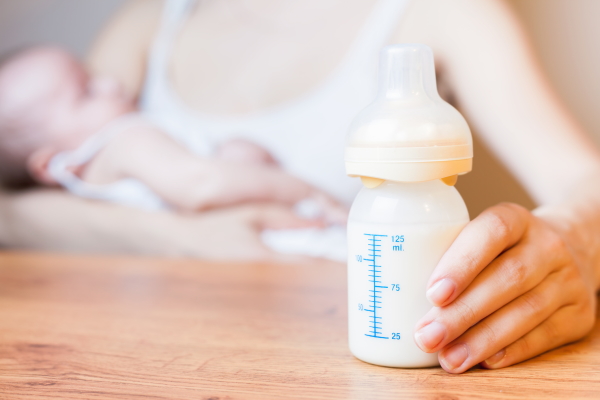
[198,160,348,224]
[413,202,597,373]
[160,202,325,261]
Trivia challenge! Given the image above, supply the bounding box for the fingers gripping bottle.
[345,44,472,368]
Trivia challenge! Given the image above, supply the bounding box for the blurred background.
[0,0,599,216]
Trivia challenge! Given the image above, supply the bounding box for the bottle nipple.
[345,44,473,184]
[378,43,439,103]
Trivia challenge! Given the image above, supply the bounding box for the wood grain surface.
[0,251,598,400]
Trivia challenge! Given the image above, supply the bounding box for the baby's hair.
[0,47,38,189]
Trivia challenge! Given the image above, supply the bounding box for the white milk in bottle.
[345,44,473,368]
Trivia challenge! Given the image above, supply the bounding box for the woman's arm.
[403,0,600,204]
[424,0,600,287]
[0,188,314,260]
[400,0,600,373]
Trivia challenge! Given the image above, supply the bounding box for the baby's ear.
[26,147,59,185]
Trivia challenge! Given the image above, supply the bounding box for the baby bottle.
[345,44,473,368]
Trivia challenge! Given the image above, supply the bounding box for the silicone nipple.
[345,44,473,183]
[378,42,439,103]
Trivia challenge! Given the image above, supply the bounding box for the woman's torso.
[140,0,415,205]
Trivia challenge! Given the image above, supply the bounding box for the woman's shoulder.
[395,0,518,59]
[103,0,165,27]
[89,0,164,51]
[87,0,165,97]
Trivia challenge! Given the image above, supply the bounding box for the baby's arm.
[81,126,337,214]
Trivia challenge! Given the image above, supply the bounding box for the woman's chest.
[167,0,380,116]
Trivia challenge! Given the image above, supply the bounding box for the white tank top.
[140,0,412,205]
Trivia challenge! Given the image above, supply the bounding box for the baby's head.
[0,46,134,187]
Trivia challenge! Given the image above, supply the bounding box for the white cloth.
[262,226,348,262]
[262,198,348,262]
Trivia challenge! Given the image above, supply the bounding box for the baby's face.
[0,47,135,153]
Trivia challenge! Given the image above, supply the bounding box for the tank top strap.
[142,0,197,108]
[152,0,196,68]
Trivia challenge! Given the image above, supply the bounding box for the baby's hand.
[414,203,596,373]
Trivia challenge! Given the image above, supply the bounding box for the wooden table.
[0,252,598,400]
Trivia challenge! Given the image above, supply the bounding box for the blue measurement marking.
[363,234,389,339]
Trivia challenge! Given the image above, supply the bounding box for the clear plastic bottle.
[345,44,473,368]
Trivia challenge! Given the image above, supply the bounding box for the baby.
[0,47,344,222]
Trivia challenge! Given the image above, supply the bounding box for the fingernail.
[484,349,506,368]
[414,321,446,352]
[426,278,456,306]
[440,343,469,370]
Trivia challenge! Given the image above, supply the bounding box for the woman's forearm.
[0,187,309,261]
[534,169,600,292]
[0,188,172,254]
